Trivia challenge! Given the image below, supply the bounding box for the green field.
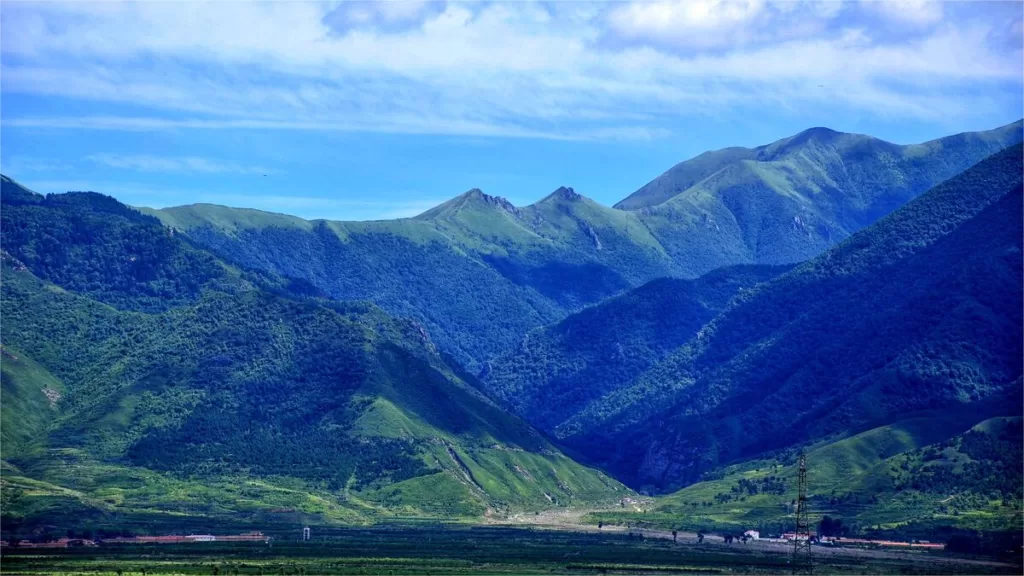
[2,526,1020,575]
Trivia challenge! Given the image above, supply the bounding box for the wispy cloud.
[4,115,670,141]
[1,1,1020,140]
[1,155,73,173]
[86,153,275,175]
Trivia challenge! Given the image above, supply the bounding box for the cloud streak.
[86,153,275,175]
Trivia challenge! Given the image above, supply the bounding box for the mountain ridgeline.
[141,187,676,371]
[140,121,1022,370]
[0,177,625,532]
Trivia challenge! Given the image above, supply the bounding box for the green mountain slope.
[135,123,1021,370]
[619,120,1022,270]
[565,144,1023,492]
[0,344,65,458]
[617,120,1022,211]
[0,187,626,532]
[482,264,789,433]
[591,409,1022,536]
[1,178,234,313]
[141,187,679,371]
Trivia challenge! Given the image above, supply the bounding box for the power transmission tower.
[792,451,813,574]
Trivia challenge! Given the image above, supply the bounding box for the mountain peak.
[781,125,845,147]
[537,186,585,205]
[416,188,520,219]
[794,126,842,139]
[616,121,1022,211]
[467,189,519,214]
[553,186,582,201]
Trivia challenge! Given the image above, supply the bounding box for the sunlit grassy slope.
[0,345,65,457]
[588,411,1022,536]
[0,180,627,533]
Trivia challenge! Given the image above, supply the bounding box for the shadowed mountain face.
[138,122,1022,370]
[560,144,1023,491]
[481,264,791,434]
[0,178,625,529]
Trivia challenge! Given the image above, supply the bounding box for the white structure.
[187,535,216,542]
[302,527,310,541]
[744,530,760,540]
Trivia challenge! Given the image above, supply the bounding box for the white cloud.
[0,0,1019,140]
[864,0,944,27]
[607,0,768,47]
[86,153,276,175]
[604,0,850,49]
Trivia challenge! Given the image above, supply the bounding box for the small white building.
[187,535,216,542]
[744,530,760,540]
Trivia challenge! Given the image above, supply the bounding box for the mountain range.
[499,142,1024,535]
[0,178,624,532]
[139,120,1022,371]
[550,143,1024,491]
[1,120,1022,538]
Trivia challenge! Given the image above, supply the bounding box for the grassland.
[3,525,1020,575]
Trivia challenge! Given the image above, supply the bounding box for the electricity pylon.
[792,451,813,574]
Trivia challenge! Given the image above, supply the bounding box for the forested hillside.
[140,122,1022,370]
[143,187,678,370]
[482,264,789,433]
[566,144,1023,491]
[0,180,625,532]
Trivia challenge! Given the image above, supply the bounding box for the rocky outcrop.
[474,189,521,218]
[553,186,582,202]
[583,223,602,250]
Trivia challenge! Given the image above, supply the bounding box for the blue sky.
[2,0,1022,220]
